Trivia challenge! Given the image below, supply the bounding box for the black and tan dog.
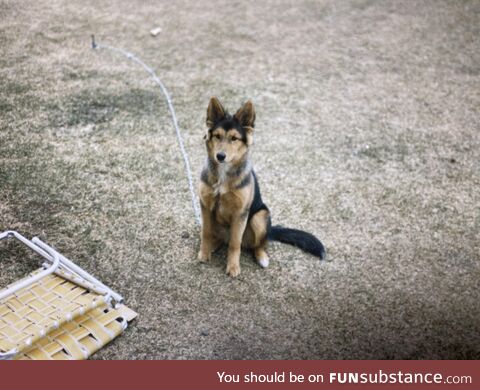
[198,97,325,277]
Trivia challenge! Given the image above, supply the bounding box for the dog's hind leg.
[247,209,270,268]
[254,246,269,268]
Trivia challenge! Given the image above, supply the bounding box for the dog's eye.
[213,134,221,140]
[231,137,239,142]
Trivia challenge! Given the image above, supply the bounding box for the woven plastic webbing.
[0,269,136,359]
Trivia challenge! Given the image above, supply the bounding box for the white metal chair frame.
[0,230,124,359]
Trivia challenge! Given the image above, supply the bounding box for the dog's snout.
[216,152,226,162]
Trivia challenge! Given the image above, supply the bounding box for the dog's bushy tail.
[268,225,326,259]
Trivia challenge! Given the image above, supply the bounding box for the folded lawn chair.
[0,231,136,360]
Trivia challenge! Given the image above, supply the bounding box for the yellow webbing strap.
[1,269,137,359]
[17,304,136,360]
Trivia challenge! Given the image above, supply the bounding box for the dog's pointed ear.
[234,100,255,128]
[206,97,226,129]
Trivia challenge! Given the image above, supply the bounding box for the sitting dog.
[198,97,325,277]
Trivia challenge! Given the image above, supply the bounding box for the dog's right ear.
[206,97,226,129]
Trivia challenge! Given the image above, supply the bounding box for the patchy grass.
[0,0,479,359]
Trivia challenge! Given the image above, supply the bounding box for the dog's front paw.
[198,250,211,262]
[226,262,241,278]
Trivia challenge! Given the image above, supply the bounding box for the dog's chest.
[212,167,228,196]
[212,181,228,197]
[213,191,237,225]
[207,166,247,225]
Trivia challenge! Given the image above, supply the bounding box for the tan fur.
[199,98,269,277]
[198,170,256,277]
[243,209,269,248]
[207,128,248,166]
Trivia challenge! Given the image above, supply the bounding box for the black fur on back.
[248,171,269,220]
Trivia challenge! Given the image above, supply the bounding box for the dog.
[198,97,325,277]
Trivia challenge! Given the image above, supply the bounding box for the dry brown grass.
[1,0,479,359]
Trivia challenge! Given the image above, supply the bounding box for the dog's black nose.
[216,152,226,162]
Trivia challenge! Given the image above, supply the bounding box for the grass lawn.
[1,0,479,359]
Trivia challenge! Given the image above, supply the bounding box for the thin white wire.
[93,38,201,225]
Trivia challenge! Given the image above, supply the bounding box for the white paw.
[258,257,269,268]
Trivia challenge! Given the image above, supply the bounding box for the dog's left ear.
[234,100,255,128]
[235,100,255,146]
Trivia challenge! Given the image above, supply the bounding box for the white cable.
[92,36,201,225]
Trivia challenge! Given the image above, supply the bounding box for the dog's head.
[204,97,255,165]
